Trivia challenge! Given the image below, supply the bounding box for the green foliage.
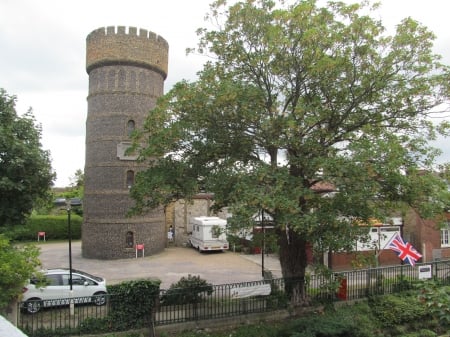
[0,88,55,227]
[106,279,161,331]
[351,253,378,269]
[32,189,55,215]
[23,327,75,337]
[176,297,444,337]
[0,234,41,312]
[227,234,246,252]
[392,275,416,292]
[176,302,381,337]
[417,280,450,327]
[175,323,279,337]
[266,279,289,309]
[397,330,437,337]
[161,274,213,305]
[0,214,82,241]
[57,169,85,216]
[69,169,84,190]
[225,324,279,337]
[131,0,450,296]
[369,293,429,328]
[278,303,379,337]
[79,279,161,334]
[28,327,146,337]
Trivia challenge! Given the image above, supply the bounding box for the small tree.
[0,234,41,312]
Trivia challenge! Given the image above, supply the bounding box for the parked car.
[22,268,107,314]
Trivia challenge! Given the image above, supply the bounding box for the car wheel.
[92,292,107,306]
[25,298,42,314]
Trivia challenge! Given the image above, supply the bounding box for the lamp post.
[67,204,73,291]
[68,198,81,315]
[261,209,265,278]
[66,198,82,291]
[54,197,82,314]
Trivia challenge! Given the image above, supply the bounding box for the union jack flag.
[387,233,422,266]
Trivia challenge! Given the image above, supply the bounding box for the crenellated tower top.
[86,26,169,79]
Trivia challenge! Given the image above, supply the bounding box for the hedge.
[0,214,82,241]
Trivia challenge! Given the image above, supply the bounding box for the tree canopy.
[131,0,450,302]
[0,89,55,226]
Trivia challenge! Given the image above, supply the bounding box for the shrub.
[80,279,162,334]
[397,330,437,337]
[369,294,428,328]
[417,280,450,327]
[161,274,213,305]
[392,275,416,292]
[277,302,379,337]
[105,279,161,331]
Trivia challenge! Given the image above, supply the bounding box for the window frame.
[441,221,450,248]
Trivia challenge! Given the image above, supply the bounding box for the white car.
[22,268,107,314]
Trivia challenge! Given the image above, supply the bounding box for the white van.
[189,216,229,252]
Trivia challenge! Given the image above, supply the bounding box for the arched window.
[127,120,135,137]
[126,231,134,248]
[126,170,134,188]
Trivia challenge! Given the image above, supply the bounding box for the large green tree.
[131,0,450,303]
[0,89,55,226]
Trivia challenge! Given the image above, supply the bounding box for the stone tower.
[83,26,168,259]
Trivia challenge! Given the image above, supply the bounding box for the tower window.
[127,120,135,137]
[126,170,135,188]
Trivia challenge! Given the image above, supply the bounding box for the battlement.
[87,26,169,48]
[86,26,169,78]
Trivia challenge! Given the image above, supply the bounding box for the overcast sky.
[1,0,449,187]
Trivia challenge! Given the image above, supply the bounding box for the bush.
[417,280,450,327]
[161,274,213,305]
[175,298,444,337]
[369,294,429,328]
[392,275,416,292]
[278,303,379,337]
[105,279,161,331]
[397,330,437,337]
[79,279,161,334]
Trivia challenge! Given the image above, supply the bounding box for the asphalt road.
[37,241,282,289]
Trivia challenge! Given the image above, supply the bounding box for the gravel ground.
[37,241,282,289]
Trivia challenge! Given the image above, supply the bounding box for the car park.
[22,268,107,314]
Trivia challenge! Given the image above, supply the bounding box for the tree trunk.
[277,226,309,306]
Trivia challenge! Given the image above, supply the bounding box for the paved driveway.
[37,241,282,289]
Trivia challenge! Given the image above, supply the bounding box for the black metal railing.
[17,259,450,336]
[156,278,285,325]
[18,295,110,336]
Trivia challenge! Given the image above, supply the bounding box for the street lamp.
[54,198,82,292]
[261,209,265,278]
[67,198,82,291]
[67,203,74,291]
